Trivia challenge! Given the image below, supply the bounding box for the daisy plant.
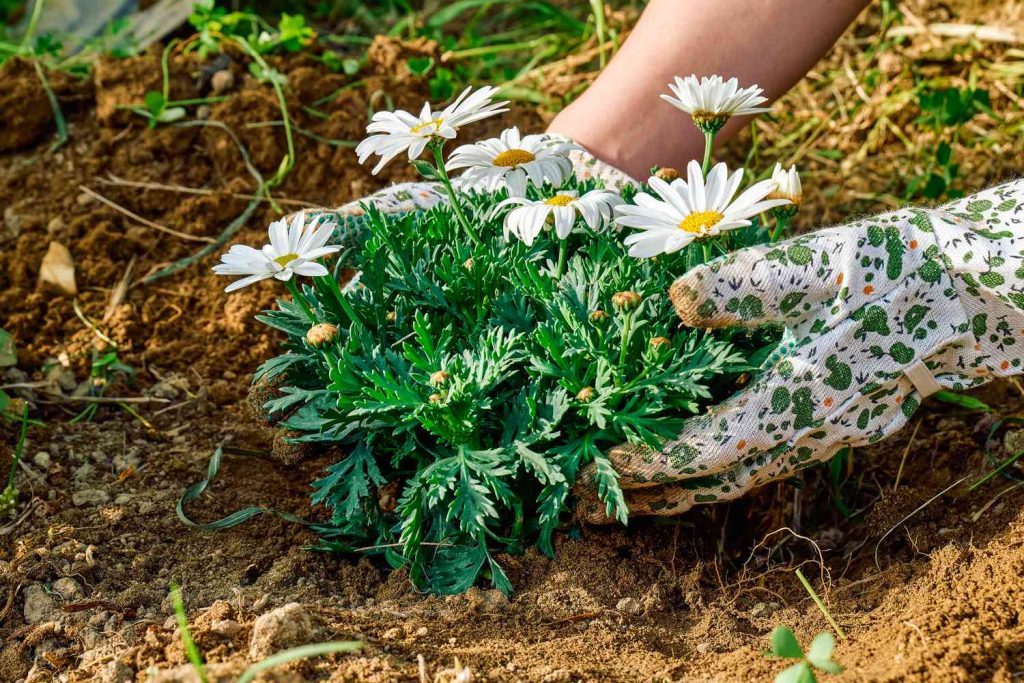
[210,75,803,594]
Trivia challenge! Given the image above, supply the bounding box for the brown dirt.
[2,4,1024,682]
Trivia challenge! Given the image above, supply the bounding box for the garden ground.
[2,1,1024,680]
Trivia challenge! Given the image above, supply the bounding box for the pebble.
[33,452,51,469]
[696,642,710,654]
[382,627,402,640]
[414,626,428,637]
[23,584,56,624]
[46,216,65,235]
[210,619,242,638]
[52,577,85,601]
[100,660,135,683]
[76,192,93,206]
[615,597,641,615]
[249,603,322,659]
[210,69,235,95]
[4,206,22,236]
[72,489,110,507]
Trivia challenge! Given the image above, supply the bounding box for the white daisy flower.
[355,86,510,174]
[769,162,802,207]
[661,75,770,133]
[446,127,578,197]
[617,160,790,258]
[213,212,341,292]
[497,190,621,246]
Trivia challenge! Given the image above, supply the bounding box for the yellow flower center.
[544,195,575,207]
[410,118,443,135]
[492,148,536,167]
[274,253,299,267]
[679,211,724,234]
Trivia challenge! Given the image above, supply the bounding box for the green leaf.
[806,632,834,663]
[933,390,991,412]
[0,328,16,367]
[0,389,10,413]
[410,159,440,180]
[775,662,815,683]
[770,626,804,659]
[143,90,165,116]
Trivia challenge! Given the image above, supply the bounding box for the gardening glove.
[578,179,1024,522]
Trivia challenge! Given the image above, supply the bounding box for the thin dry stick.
[103,256,135,324]
[874,475,970,570]
[77,185,214,244]
[98,175,317,208]
[893,418,924,491]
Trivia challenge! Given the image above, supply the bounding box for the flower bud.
[429,370,450,387]
[428,393,443,404]
[611,291,642,312]
[649,336,671,350]
[589,309,609,324]
[654,167,680,182]
[464,257,474,270]
[386,310,396,322]
[576,386,595,402]
[306,323,338,348]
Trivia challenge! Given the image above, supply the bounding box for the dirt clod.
[249,602,324,659]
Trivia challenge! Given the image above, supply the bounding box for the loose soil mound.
[2,3,1024,682]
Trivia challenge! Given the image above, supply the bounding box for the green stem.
[433,146,482,247]
[235,38,295,190]
[589,0,607,67]
[20,0,44,51]
[795,569,847,640]
[701,240,712,264]
[285,278,317,323]
[701,131,715,177]
[770,213,790,243]
[618,312,634,369]
[555,240,567,279]
[7,404,29,489]
[318,274,363,328]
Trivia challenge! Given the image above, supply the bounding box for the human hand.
[578,180,1024,522]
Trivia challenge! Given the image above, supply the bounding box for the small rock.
[249,603,323,659]
[99,659,135,683]
[210,69,235,95]
[195,105,211,120]
[615,597,641,615]
[749,602,778,618]
[210,619,242,638]
[72,489,110,507]
[76,192,93,206]
[52,577,84,602]
[3,206,22,237]
[1004,430,1024,457]
[46,216,65,235]
[23,584,56,624]
[32,452,51,469]
[149,380,181,400]
[414,626,428,637]
[696,642,710,654]
[382,627,402,640]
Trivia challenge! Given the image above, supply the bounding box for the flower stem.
[285,278,317,323]
[701,240,713,264]
[700,131,715,177]
[555,240,568,279]
[318,274,363,328]
[770,213,789,243]
[432,145,483,248]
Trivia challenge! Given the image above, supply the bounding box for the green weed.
[766,626,843,683]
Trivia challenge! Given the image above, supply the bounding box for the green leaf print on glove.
[577,179,1024,522]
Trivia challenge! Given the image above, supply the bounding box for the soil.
[2,6,1024,683]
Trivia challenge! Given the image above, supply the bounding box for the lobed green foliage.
[253,176,777,593]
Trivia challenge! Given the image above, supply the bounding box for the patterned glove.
[578,179,1024,522]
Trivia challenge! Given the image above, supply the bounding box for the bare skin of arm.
[547,0,871,179]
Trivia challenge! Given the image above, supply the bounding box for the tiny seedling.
[766,626,843,683]
[170,584,209,683]
[0,403,29,517]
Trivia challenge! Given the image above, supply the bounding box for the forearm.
[547,0,870,178]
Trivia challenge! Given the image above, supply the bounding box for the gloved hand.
[578,179,1024,522]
